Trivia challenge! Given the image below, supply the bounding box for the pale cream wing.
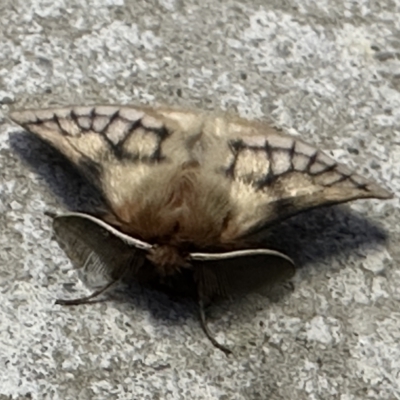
[9,105,205,212]
[52,213,151,285]
[201,115,393,240]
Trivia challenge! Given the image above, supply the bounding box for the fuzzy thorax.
[105,162,234,275]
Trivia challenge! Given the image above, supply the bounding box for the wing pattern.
[10,105,392,239]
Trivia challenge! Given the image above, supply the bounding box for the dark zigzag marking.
[257,140,276,188]
[225,140,243,178]
[149,126,170,162]
[92,110,171,162]
[289,141,296,172]
[322,172,351,187]
[70,108,95,132]
[308,162,337,177]
[53,113,73,137]
[95,109,120,135]
[348,176,369,191]
[305,151,318,174]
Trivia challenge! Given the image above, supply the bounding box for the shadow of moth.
[9,105,393,354]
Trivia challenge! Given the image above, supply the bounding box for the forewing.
[207,116,393,240]
[9,105,205,212]
[52,213,151,286]
[191,249,295,302]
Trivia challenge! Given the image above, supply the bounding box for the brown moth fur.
[103,160,238,276]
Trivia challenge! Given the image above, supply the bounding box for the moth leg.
[199,299,232,355]
[55,279,119,306]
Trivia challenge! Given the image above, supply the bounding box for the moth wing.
[191,249,295,302]
[9,105,205,212]
[51,212,151,286]
[10,106,393,242]
[203,115,394,240]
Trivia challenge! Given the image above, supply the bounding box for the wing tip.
[366,182,394,200]
[9,109,37,126]
[338,169,393,201]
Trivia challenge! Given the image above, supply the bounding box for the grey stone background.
[0,0,399,399]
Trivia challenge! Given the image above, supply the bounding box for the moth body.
[9,104,393,353]
[103,160,235,276]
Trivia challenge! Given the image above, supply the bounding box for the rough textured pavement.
[0,1,399,399]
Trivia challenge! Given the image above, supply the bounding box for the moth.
[9,105,392,354]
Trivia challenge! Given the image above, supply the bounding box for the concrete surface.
[0,0,399,399]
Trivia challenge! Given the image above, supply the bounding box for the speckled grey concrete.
[0,1,399,399]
